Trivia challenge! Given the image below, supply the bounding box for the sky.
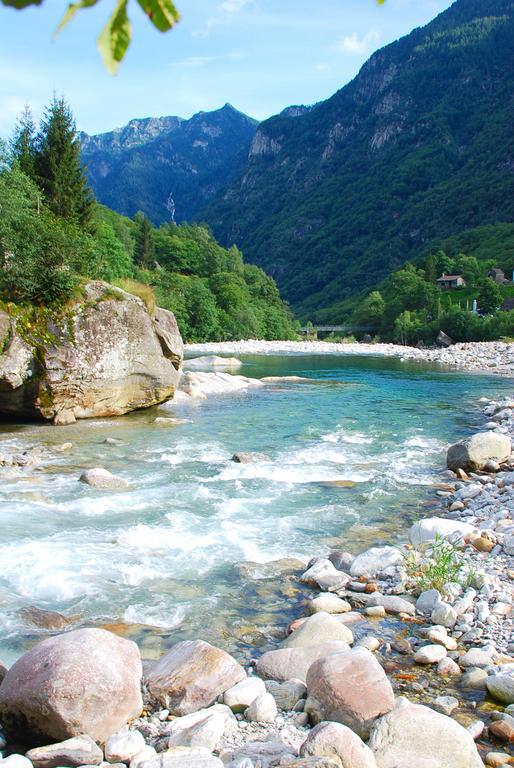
[0,0,454,137]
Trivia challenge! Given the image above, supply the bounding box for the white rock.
[458,648,493,669]
[416,589,441,616]
[431,602,458,628]
[350,547,402,578]
[427,628,457,651]
[223,677,266,712]
[26,736,103,768]
[414,645,447,665]
[486,674,514,704]
[244,693,277,723]
[0,758,34,768]
[409,518,475,546]
[283,611,353,648]
[105,731,146,763]
[300,720,377,768]
[130,747,157,768]
[165,705,234,752]
[300,560,349,591]
[309,594,351,614]
[79,468,129,490]
[432,696,459,716]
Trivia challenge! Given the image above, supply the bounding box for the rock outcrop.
[0,282,183,424]
[446,432,511,472]
[0,628,143,744]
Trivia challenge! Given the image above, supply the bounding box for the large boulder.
[0,282,183,424]
[349,547,402,578]
[368,698,484,768]
[26,735,103,768]
[304,649,395,739]
[283,612,354,648]
[145,640,246,715]
[447,432,511,472]
[256,641,350,683]
[300,721,377,768]
[409,517,476,546]
[0,628,142,744]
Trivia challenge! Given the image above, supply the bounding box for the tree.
[477,278,502,314]
[352,290,385,330]
[134,212,153,268]
[36,96,93,226]
[10,105,37,180]
[424,253,437,283]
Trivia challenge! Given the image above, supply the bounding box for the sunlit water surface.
[0,354,512,665]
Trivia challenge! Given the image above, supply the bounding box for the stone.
[363,606,386,618]
[244,693,277,723]
[365,594,415,616]
[427,628,457,650]
[489,721,514,742]
[437,657,461,676]
[0,660,8,685]
[153,307,183,370]
[447,432,512,472]
[485,752,514,767]
[79,468,129,490]
[328,551,354,573]
[0,282,183,423]
[300,721,377,768]
[304,648,395,739]
[432,696,459,716]
[349,547,402,578]
[487,674,514,705]
[256,641,350,683]
[105,731,146,763]
[472,536,495,553]
[18,606,71,631]
[223,677,266,712]
[282,760,339,768]
[431,602,458,629]
[0,757,34,768]
[265,680,306,710]
[409,518,475,546]
[283,612,353,648]
[300,560,350,591]
[416,589,441,616]
[368,699,483,768]
[0,628,142,745]
[358,636,380,652]
[222,740,295,768]
[414,645,447,665]
[231,452,271,464]
[460,668,488,689]
[145,640,246,715]
[164,705,233,751]
[138,748,223,768]
[130,748,157,768]
[309,594,351,615]
[26,736,103,768]
[459,648,493,669]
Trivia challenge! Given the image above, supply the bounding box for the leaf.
[97,0,131,74]
[1,0,43,8]
[136,0,179,33]
[55,0,99,36]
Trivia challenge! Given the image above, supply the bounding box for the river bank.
[0,359,513,767]
[185,340,514,376]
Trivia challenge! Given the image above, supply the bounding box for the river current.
[0,353,512,665]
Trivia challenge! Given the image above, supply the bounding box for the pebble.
[414,644,447,664]
[432,695,459,716]
[245,693,277,723]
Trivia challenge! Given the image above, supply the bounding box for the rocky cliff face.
[80,104,258,225]
[0,282,183,424]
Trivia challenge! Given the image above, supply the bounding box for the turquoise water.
[0,354,512,664]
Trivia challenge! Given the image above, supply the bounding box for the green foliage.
[404,535,474,596]
[134,212,153,268]
[36,97,94,226]
[477,277,502,314]
[10,105,37,179]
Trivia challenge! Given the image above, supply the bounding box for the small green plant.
[404,535,469,595]
[113,278,156,316]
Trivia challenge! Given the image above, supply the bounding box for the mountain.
[203,0,514,319]
[80,104,258,225]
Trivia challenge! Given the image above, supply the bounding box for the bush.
[113,279,156,316]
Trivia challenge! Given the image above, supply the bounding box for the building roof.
[436,274,464,281]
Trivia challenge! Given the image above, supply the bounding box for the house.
[488,268,507,284]
[436,274,466,290]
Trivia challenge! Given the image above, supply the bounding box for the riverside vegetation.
[0,98,297,344]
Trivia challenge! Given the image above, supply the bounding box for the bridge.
[299,324,373,336]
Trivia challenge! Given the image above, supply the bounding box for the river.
[0,353,512,665]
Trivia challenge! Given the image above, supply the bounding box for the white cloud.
[220,0,251,13]
[315,63,330,73]
[172,51,246,68]
[338,29,380,55]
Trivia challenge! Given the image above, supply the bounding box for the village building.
[436,274,466,290]
[487,267,511,285]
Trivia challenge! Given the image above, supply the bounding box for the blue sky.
[0,0,453,137]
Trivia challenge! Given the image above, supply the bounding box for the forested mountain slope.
[204,0,514,318]
[80,104,257,225]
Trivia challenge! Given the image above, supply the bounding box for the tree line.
[0,97,297,342]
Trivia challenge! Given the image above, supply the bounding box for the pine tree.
[134,212,153,268]
[10,105,37,180]
[36,96,93,226]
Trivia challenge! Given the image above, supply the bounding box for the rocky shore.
[185,340,514,376]
[0,393,513,767]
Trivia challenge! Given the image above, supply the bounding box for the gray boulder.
[447,432,511,472]
[300,721,376,768]
[0,628,142,744]
[486,673,514,704]
[145,640,246,715]
[79,468,129,490]
[368,698,483,767]
[256,641,350,683]
[25,735,103,768]
[0,281,183,424]
[231,452,271,463]
[283,612,353,648]
[305,649,395,739]
[349,547,402,578]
